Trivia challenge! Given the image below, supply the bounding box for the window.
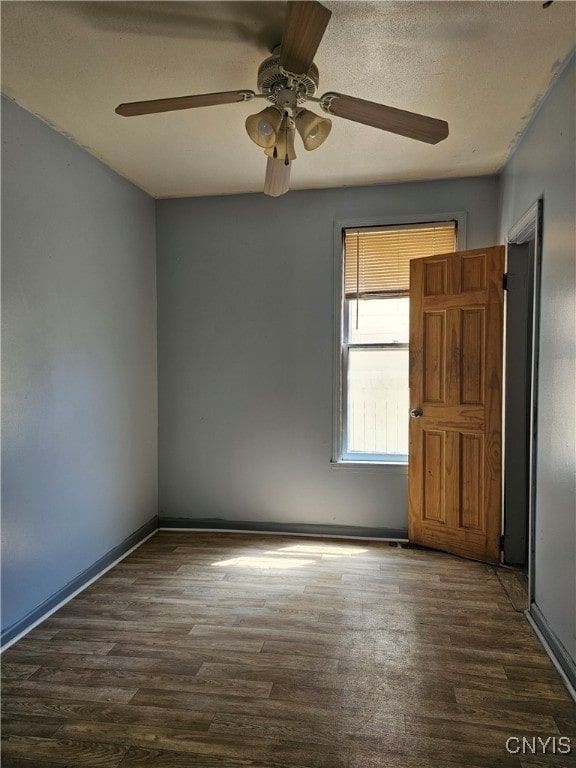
[335,221,457,464]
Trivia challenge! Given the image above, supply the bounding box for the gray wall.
[1,97,158,637]
[157,176,498,532]
[498,54,576,663]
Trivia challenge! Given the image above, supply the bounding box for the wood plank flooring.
[2,532,575,767]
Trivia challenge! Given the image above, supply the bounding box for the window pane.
[347,298,409,344]
[346,348,408,456]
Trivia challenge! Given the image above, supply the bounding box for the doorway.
[502,201,542,604]
[407,200,542,577]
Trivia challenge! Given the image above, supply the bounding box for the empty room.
[1,2,575,766]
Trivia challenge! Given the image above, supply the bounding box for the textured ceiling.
[1,1,574,198]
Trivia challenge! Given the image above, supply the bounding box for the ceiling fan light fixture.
[245,106,283,149]
[112,1,450,198]
[295,109,332,150]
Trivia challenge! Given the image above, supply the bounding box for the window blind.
[344,221,457,298]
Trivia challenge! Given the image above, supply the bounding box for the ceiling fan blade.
[115,90,255,117]
[320,93,449,145]
[263,157,291,197]
[280,1,332,76]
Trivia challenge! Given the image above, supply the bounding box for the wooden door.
[408,246,504,563]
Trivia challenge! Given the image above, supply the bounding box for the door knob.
[410,407,423,418]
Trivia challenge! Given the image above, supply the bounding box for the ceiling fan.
[115,1,449,197]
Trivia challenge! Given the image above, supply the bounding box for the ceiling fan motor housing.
[257,52,319,104]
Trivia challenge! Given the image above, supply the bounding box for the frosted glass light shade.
[245,107,283,149]
[295,109,332,150]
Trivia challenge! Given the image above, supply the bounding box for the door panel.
[423,430,445,522]
[423,312,446,402]
[408,246,504,564]
[460,309,484,404]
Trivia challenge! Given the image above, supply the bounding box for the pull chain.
[284,119,289,165]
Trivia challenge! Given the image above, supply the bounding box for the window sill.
[330,460,408,471]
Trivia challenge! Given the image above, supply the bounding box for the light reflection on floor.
[211,541,369,568]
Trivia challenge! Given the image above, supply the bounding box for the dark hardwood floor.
[2,532,575,767]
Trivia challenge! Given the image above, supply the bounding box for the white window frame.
[331,212,467,468]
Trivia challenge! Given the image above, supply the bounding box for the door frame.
[504,199,543,606]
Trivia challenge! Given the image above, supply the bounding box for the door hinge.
[503,273,509,290]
